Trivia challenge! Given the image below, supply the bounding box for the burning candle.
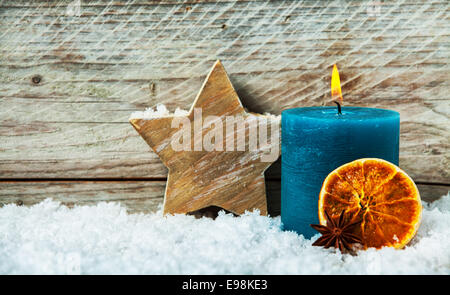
[281,65,400,238]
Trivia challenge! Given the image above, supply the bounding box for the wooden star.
[130,60,280,216]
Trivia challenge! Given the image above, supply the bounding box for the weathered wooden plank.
[416,183,450,203]
[0,180,166,214]
[0,122,169,178]
[0,180,446,215]
[0,0,449,182]
[0,180,283,215]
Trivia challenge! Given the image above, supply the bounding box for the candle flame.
[331,64,343,103]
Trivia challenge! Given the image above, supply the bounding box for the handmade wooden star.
[130,60,280,216]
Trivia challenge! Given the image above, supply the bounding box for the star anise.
[310,210,363,253]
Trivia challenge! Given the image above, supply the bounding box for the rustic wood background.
[0,0,449,214]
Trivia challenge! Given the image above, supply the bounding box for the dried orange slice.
[318,158,422,249]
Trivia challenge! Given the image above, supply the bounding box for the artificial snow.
[130,104,188,119]
[129,104,281,121]
[0,194,449,275]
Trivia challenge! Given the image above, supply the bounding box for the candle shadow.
[265,157,281,217]
[231,79,267,114]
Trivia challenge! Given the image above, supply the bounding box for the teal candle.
[281,106,400,238]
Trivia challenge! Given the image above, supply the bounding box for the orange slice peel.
[318,158,422,249]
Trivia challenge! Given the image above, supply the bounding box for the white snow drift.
[0,194,449,274]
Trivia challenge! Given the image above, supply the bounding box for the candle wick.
[334,101,342,115]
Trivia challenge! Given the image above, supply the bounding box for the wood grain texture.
[130,60,280,215]
[0,180,167,213]
[0,181,446,215]
[0,0,449,184]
